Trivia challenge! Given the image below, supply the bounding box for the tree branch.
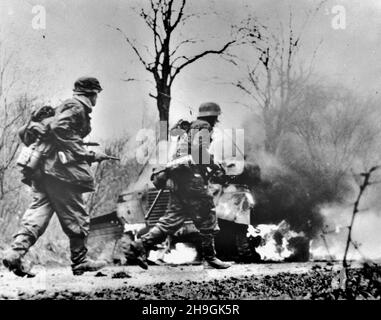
[110,25,152,72]
[170,0,186,31]
[170,38,199,57]
[343,166,380,284]
[170,40,235,84]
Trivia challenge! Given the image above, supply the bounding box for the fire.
[148,242,198,265]
[249,221,305,261]
[146,220,311,264]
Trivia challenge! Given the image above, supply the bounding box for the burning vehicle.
[89,159,314,265]
[115,183,260,264]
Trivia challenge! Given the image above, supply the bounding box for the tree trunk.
[156,84,171,141]
[263,111,277,154]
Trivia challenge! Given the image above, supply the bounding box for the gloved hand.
[208,164,227,185]
[210,170,227,184]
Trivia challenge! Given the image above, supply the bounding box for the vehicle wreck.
[89,160,312,265]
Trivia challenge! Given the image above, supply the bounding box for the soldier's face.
[211,116,219,127]
[89,92,98,106]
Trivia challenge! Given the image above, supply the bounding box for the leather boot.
[235,232,254,263]
[125,227,166,270]
[70,236,106,276]
[72,259,107,276]
[127,239,148,270]
[201,234,231,269]
[2,234,36,278]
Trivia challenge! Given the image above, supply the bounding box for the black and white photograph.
[0,0,381,306]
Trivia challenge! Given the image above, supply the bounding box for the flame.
[248,221,305,261]
[148,242,198,265]
[213,184,254,225]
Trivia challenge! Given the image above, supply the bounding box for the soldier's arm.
[190,122,213,165]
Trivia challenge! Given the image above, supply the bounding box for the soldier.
[126,102,231,269]
[2,77,110,277]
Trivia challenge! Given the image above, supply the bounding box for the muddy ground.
[3,261,377,300]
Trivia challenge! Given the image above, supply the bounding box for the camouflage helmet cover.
[198,102,221,117]
[73,77,103,93]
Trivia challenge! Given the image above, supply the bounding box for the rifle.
[79,142,121,162]
[81,142,100,146]
[102,155,120,161]
[58,151,120,164]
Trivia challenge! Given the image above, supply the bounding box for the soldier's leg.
[191,195,231,269]
[234,224,254,262]
[142,192,186,247]
[43,176,105,275]
[3,182,54,276]
[126,192,186,269]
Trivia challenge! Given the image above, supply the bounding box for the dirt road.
[0,262,347,299]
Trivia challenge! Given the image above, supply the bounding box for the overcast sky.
[1,0,381,141]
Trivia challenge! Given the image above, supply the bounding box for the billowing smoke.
[245,151,334,238]
[238,89,381,261]
[310,205,381,261]
[241,125,353,240]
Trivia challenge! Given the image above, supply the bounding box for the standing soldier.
[126,102,231,269]
[2,77,110,277]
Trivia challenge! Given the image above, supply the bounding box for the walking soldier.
[2,77,110,276]
[126,102,231,269]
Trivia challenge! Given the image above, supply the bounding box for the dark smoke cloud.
[243,149,351,239]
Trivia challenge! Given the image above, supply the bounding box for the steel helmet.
[198,102,221,117]
[73,76,103,94]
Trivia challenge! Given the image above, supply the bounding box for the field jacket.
[19,96,96,192]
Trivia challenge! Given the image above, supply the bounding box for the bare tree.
[0,42,38,238]
[0,45,32,199]
[0,96,32,198]
[291,86,381,191]
[235,7,323,153]
[112,0,235,140]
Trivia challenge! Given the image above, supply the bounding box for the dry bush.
[85,135,143,217]
[0,43,39,242]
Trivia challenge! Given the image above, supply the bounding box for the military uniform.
[141,120,219,254]
[3,77,106,276]
[128,103,231,269]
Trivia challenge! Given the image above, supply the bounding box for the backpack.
[16,105,55,184]
[19,105,55,146]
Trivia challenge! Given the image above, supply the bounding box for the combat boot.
[235,232,255,263]
[128,239,148,270]
[70,236,107,275]
[124,227,166,270]
[2,249,35,278]
[72,259,107,276]
[204,257,232,269]
[2,234,36,278]
[201,234,231,269]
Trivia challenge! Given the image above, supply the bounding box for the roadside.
[0,262,346,299]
